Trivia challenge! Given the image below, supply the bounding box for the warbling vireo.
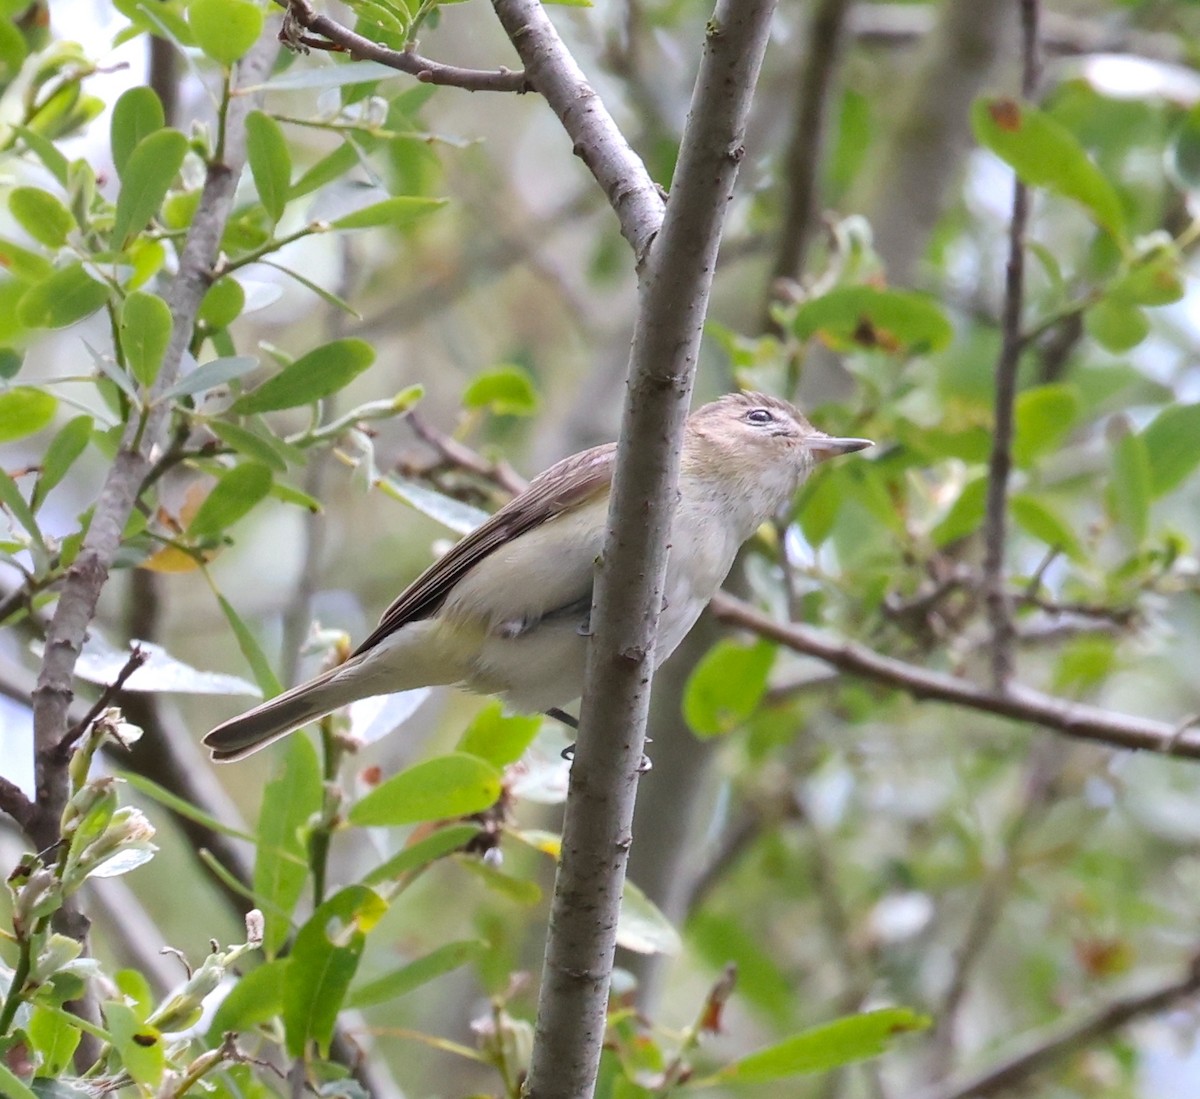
[203,392,871,760]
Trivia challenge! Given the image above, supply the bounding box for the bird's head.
[685,392,872,487]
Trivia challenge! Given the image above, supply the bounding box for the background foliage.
[5,0,1200,1096]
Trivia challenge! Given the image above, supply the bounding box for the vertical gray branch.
[522,1,778,1094]
[28,35,279,852]
[982,0,1040,690]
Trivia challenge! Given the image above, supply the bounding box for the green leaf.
[288,142,359,201]
[217,592,284,698]
[0,1063,36,1099]
[0,466,43,549]
[121,771,257,844]
[106,1001,165,1087]
[188,462,274,538]
[14,125,70,187]
[791,286,952,354]
[617,880,681,956]
[1010,493,1084,562]
[1110,252,1185,307]
[0,236,53,282]
[330,195,447,231]
[462,364,540,416]
[246,110,291,222]
[29,1003,81,1077]
[457,856,542,904]
[931,475,987,547]
[1167,102,1200,192]
[683,639,775,738]
[1109,430,1150,545]
[971,97,1126,241]
[207,419,290,472]
[0,349,22,379]
[161,354,259,400]
[1012,384,1079,466]
[198,277,246,329]
[283,885,388,1056]
[381,475,488,535]
[188,0,264,65]
[349,752,503,826]
[111,128,188,248]
[9,187,74,248]
[347,939,486,1009]
[1085,298,1148,352]
[233,338,375,414]
[1142,403,1200,498]
[255,735,322,957]
[32,414,91,511]
[17,263,109,329]
[119,290,173,388]
[361,823,482,886]
[0,386,56,442]
[456,701,542,768]
[111,86,165,179]
[716,1008,929,1082]
[207,959,286,1040]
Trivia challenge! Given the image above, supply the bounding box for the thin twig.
[917,952,1200,1099]
[981,0,1039,690]
[490,0,666,265]
[762,0,850,331]
[925,740,1063,1080]
[0,776,33,831]
[408,412,528,498]
[56,646,148,759]
[709,593,1200,759]
[276,0,529,92]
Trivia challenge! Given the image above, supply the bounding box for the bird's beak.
[809,435,873,462]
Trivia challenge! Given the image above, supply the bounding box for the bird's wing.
[353,441,616,656]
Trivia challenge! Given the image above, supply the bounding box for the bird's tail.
[204,620,464,761]
[203,663,358,762]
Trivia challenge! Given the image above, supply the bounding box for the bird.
[203,392,872,761]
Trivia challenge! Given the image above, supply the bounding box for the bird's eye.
[745,408,774,425]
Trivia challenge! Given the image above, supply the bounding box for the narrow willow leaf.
[246,111,291,222]
[255,736,322,957]
[33,415,92,511]
[160,355,259,401]
[233,338,375,413]
[347,939,487,1009]
[283,886,388,1056]
[716,1008,929,1082]
[188,462,274,538]
[330,195,447,231]
[216,592,284,697]
[361,824,482,886]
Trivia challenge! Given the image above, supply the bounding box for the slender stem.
[982,0,1040,690]
[0,937,33,1037]
[710,592,1200,759]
